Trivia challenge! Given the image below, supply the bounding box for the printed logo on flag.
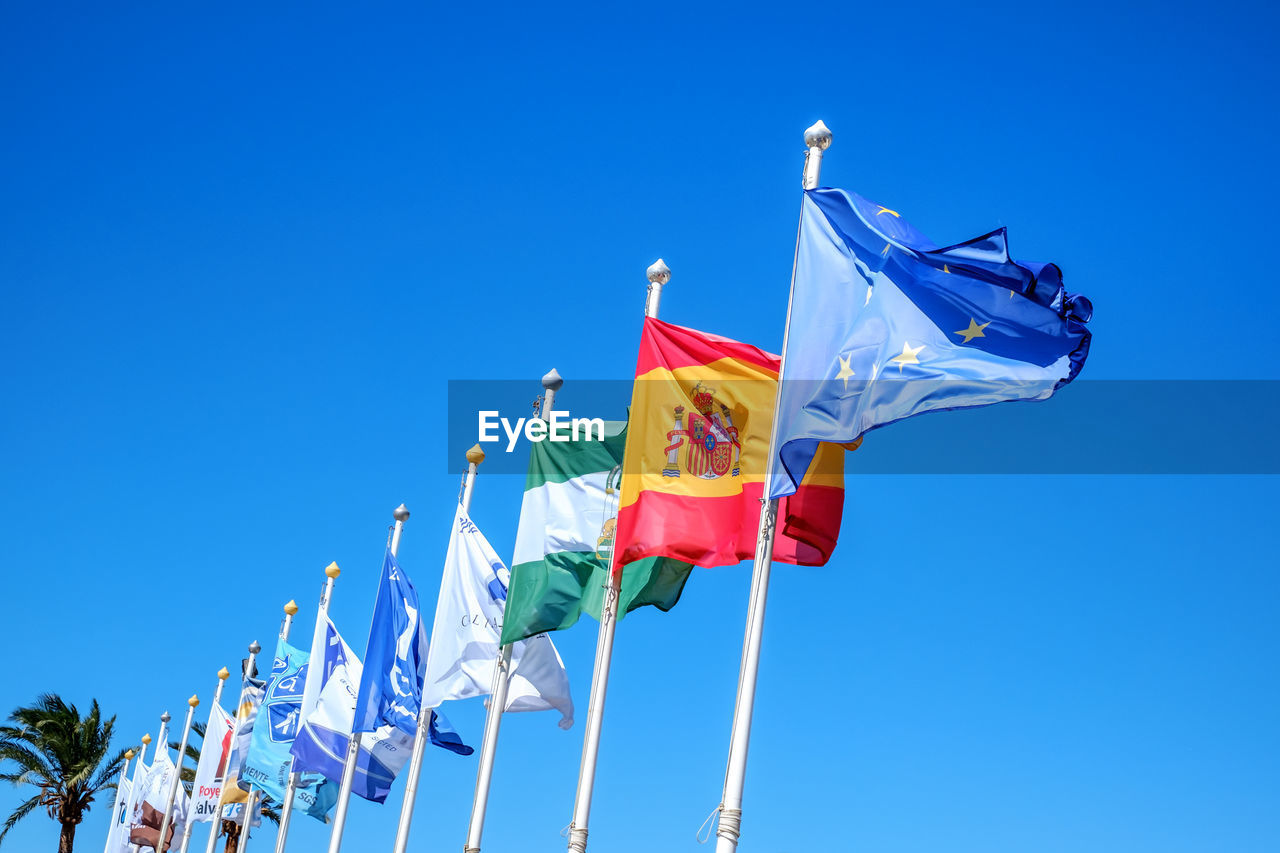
[265,653,307,743]
[485,558,509,603]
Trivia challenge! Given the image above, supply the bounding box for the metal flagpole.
[101,747,135,853]
[132,714,170,853]
[325,504,411,853]
[274,566,340,853]
[158,695,201,851]
[712,119,831,853]
[206,642,261,853]
[237,604,297,853]
[179,668,229,853]
[565,258,671,853]
[463,370,562,853]
[387,453,481,853]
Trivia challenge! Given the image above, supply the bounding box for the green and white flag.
[500,420,695,645]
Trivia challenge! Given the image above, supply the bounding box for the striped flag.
[499,420,695,645]
[615,318,847,570]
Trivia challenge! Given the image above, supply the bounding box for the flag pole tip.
[160,711,171,724]
[188,694,200,708]
[125,749,135,759]
[284,599,299,616]
[248,640,262,654]
[541,368,564,391]
[140,734,152,745]
[466,444,486,465]
[324,561,341,578]
[392,504,410,523]
[804,120,833,150]
[217,666,230,680]
[646,258,671,285]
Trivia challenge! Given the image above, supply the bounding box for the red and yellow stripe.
[616,318,845,570]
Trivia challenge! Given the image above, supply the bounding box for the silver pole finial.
[645,259,671,318]
[802,120,832,190]
[803,120,832,151]
[646,258,671,285]
[394,503,411,522]
[541,368,564,392]
[248,640,261,654]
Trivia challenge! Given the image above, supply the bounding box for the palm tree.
[0,694,128,853]
[170,723,279,853]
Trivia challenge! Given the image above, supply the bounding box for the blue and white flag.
[353,551,428,738]
[352,550,475,755]
[421,507,574,728]
[291,618,416,804]
[104,773,131,853]
[240,638,329,811]
[770,187,1093,497]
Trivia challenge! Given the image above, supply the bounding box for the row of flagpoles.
[100,121,832,853]
[100,113,1093,853]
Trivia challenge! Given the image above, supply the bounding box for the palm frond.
[0,793,43,845]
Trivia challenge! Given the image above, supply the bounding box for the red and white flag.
[190,703,235,824]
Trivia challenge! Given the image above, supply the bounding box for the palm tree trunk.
[222,820,240,853]
[58,820,76,853]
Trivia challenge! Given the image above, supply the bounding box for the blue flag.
[770,188,1092,498]
[290,618,421,803]
[352,551,473,755]
[239,638,331,811]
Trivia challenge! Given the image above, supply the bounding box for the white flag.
[128,750,189,847]
[422,506,574,727]
[117,757,150,853]
[103,774,132,853]
[189,703,234,824]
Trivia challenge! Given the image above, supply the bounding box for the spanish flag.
[615,318,846,570]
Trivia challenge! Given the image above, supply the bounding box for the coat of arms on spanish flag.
[614,317,847,570]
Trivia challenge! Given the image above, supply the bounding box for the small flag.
[422,507,574,728]
[239,638,328,808]
[128,750,186,850]
[770,188,1092,497]
[352,551,429,739]
[188,703,234,824]
[217,671,265,808]
[351,550,475,755]
[105,774,132,853]
[500,420,696,646]
[291,618,418,804]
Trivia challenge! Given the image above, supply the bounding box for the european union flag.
[770,188,1093,498]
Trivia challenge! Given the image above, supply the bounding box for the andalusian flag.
[499,421,695,645]
[615,318,847,570]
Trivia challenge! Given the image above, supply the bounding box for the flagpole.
[178,668,229,853]
[325,504,410,853]
[274,565,339,853]
[101,748,135,853]
[712,119,830,853]
[158,695,201,852]
[564,258,671,853]
[387,450,480,853]
[462,370,561,853]
[236,604,297,853]
[207,642,261,853]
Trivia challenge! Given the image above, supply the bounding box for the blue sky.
[2,1,1278,852]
